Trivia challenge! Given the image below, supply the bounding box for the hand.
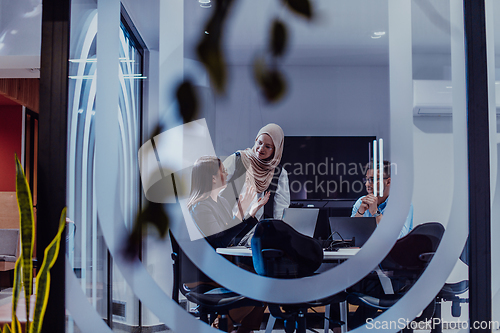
[249,191,271,217]
[358,201,369,215]
[361,194,378,215]
[237,185,257,218]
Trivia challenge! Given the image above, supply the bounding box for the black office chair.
[429,240,469,333]
[170,232,263,331]
[251,219,346,333]
[346,222,445,332]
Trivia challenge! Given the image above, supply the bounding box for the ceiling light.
[199,0,211,7]
[371,31,386,39]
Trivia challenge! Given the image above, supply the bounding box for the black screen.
[282,136,376,200]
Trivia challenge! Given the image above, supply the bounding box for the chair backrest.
[169,232,215,301]
[251,219,323,278]
[0,229,19,257]
[381,222,444,271]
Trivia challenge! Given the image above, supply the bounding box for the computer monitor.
[328,216,377,247]
[282,208,319,238]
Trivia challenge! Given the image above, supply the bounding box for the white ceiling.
[183,0,455,66]
[1,0,500,77]
[0,0,41,77]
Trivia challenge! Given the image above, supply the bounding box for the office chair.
[429,240,469,333]
[170,233,263,331]
[346,222,445,332]
[251,219,346,333]
[0,229,19,290]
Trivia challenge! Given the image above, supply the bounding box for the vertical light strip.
[373,139,378,197]
[92,157,97,307]
[68,109,79,232]
[81,82,95,293]
[368,142,372,167]
[379,138,384,197]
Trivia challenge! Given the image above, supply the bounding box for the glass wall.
[60,0,491,332]
[66,1,144,330]
[488,0,500,327]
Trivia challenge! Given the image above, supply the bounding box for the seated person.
[351,160,413,238]
[187,155,270,248]
[187,155,269,333]
[346,160,413,329]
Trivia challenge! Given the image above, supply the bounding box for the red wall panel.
[0,106,22,191]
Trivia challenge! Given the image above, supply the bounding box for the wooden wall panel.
[0,192,19,229]
[0,79,39,113]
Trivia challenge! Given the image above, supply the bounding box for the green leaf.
[9,258,22,333]
[15,156,34,330]
[29,208,66,333]
[253,58,287,102]
[281,0,313,19]
[124,202,169,260]
[195,0,236,93]
[176,80,199,123]
[150,124,163,139]
[270,20,288,57]
[197,38,226,93]
[2,324,12,333]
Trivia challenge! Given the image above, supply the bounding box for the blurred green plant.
[127,0,315,257]
[1,156,65,333]
[177,0,315,123]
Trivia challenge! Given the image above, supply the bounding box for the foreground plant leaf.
[15,156,33,331]
[281,0,313,19]
[196,0,235,93]
[2,324,12,333]
[10,258,22,333]
[253,58,287,102]
[30,208,66,333]
[270,19,288,57]
[197,32,227,93]
[125,202,169,260]
[176,80,199,123]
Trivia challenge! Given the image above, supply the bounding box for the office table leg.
[265,314,276,333]
[340,301,348,333]
[324,304,331,333]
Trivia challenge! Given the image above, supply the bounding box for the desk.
[216,246,359,333]
[216,246,360,260]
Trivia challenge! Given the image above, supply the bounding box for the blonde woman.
[187,156,270,248]
[186,156,269,333]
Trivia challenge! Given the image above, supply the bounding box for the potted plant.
[1,156,65,333]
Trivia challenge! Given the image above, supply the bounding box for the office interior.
[0,0,499,332]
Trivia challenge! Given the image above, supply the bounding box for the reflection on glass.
[67,6,143,331]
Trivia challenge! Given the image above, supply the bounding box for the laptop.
[328,217,377,247]
[282,207,320,238]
